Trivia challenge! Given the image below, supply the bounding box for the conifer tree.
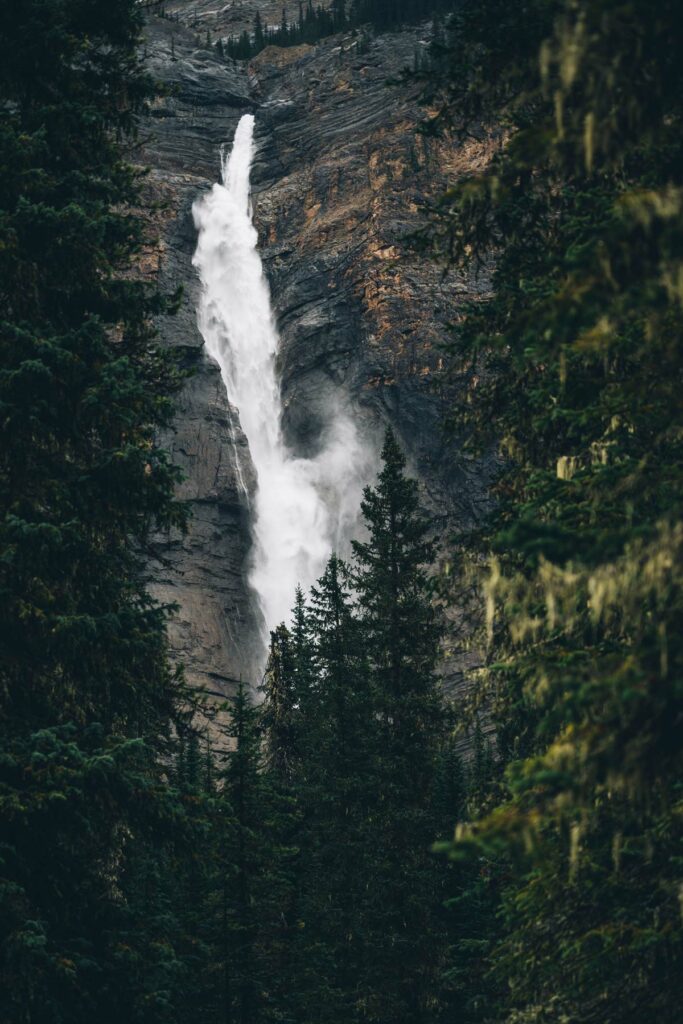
[290,556,378,1024]
[290,584,317,711]
[351,429,446,1024]
[218,682,264,1024]
[429,1,683,1019]
[260,624,309,1024]
[0,1,191,1020]
[216,680,301,1024]
[168,729,223,1024]
[332,0,347,29]
[254,10,266,51]
[353,428,443,750]
[224,0,460,60]
[262,624,297,780]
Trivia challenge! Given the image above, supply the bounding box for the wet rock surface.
[140,18,264,691]
[140,12,495,699]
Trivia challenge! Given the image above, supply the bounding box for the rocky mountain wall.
[140,11,495,699]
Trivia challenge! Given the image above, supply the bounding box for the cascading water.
[192,114,374,647]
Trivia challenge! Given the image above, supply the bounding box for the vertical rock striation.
[141,17,264,692]
[141,12,495,697]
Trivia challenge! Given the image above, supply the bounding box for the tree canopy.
[423,1,683,1019]
[2,1,681,1022]
[0,2,191,1020]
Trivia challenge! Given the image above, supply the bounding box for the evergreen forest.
[1,1,682,1023]
[181,0,456,61]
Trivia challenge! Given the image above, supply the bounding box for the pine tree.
[332,0,347,29]
[290,584,317,709]
[218,682,264,1024]
[287,556,377,1024]
[429,2,683,1020]
[262,590,318,781]
[260,624,309,1024]
[254,10,266,52]
[168,728,223,1024]
[262,624,297,779]
[352,428,442,744]
[351,429,447,1024]
[224,0,460,59]
[0,1,190,1020]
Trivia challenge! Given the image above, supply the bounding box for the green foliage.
[0,2,193,1020]
[425,1,683,1020]
[248,432,454,1024]
[224,1,346,60]
[215,682,269,1024]
[10,0,681,1019]
[222,0,458,61]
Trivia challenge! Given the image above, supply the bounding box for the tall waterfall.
[192,114,374,644]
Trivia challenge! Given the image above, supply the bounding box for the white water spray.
[192,114,374,644]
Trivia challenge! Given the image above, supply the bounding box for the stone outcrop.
[141,19,264,692]
[140,11,494,698]
[163,0,286,42]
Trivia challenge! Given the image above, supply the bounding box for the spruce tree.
[262,624,297,779]
[352,428,443,750]
[254,10,266,52]
[0,1,190,1020]
[352,429,446,1024]
[290,584,317,712]
[167,729,223,1024]
[215,680,301,1024]
[260,624,309,1024]
[293,556,378,1024]
[429,1,683,1019]
[218,682,264,1024]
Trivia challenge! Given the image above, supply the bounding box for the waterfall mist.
[192,114,376,649]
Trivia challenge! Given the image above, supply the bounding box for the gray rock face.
[140,20,264,692]
[141,14,494,699]
[147,357,263,694]
[142,15,254,179]
[162,1,291,42]
[246,34,493,528]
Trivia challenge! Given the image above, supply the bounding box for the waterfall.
[192,114,374,646]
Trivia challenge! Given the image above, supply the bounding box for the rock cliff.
[140,9,493,697]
